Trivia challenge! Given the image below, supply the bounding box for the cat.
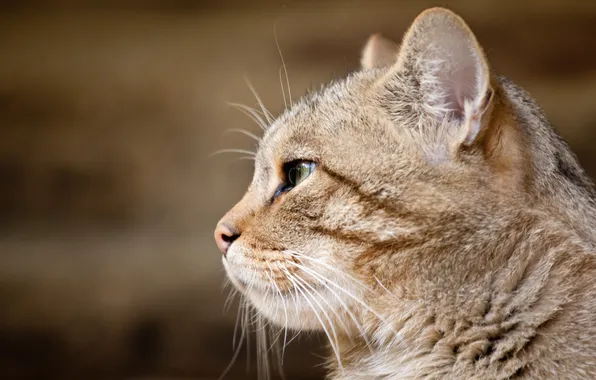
[215,7,596,379]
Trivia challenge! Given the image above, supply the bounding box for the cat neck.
[328,212,593,379]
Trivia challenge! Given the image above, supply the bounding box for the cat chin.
[222,258,337,331]
[246,293,324,331]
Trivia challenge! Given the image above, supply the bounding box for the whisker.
[266,263,290,361]
[232,298,244,350]
[245,302,251,372]
[274,24,293,105]
[282,268,344,374]
[373,274,398,298]
[217,328,245,380]
[271,334,287,380]
[288,260,374,352]
[289,265,352,340]
[285,250,368,289]
[236,155,256,162]
[284,285,302,347]
[227,102,268,131]
[278,67,287,109]
[245,77,275,124]
[285,329,301,346]
[218,298,247,380]
[256,315,271,380]
[223,288,238,314]
[209,148,256,158]
[223,128,261,142]
[286,251,398,336]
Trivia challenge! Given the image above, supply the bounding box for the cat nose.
[214,223,240,257]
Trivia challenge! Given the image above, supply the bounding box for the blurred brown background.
[1,0,596,379]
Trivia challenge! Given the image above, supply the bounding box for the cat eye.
[271,160,316,201]
[286,160,316,187]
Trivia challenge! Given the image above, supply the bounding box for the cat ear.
[394,8,493,146]
[361,34,400,70]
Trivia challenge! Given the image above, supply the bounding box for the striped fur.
[216,7,596,379]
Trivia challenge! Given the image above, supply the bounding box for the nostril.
[221,232,240,244]
[214,223,240,257]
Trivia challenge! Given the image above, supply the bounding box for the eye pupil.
[288,167,298,185]
[285,161,314,187]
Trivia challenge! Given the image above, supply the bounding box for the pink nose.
[214,223,239,257]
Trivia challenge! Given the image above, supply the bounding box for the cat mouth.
[227,268,312,298]
[223,260,278,295]
[237,277,289,296]
[223,257,325,298]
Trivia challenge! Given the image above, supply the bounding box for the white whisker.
[290,265,352,340]
[223,128,261,142]
[223,288,238,314]
[256,315,270,380]
[245,77,275,124]
[288,260,374,352]
[282,268,344,374]
[274,24,293,105]
[236,155,256,162]
[286,250,398,336]
[227,102,268,131]
[373,274,398,298]
[271,334,287,380]
[285,250,368,288]
[278,66,287,109]
[232,298,244,350]
[209,148,256,158]
[218,298,247,380]
[245,303,251,372]
[266,263,290,361]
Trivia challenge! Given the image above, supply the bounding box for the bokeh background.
[1,0,596,379]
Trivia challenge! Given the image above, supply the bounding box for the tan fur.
[216,7,596,379]
[361,33,400,70]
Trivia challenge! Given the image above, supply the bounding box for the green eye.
[286,161,315,187]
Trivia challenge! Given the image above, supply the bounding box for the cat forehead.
[258,70,384,154]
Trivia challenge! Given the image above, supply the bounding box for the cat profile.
[215,7,596,379]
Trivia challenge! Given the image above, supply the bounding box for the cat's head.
[215,8,527,332]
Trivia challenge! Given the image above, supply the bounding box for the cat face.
[215,8,526,333]
[217,78,409,330]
